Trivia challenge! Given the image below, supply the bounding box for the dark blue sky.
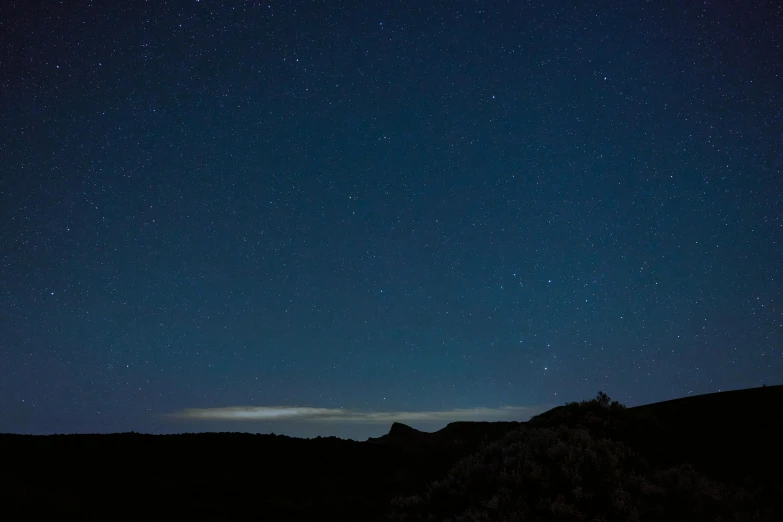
[1,0,781,439]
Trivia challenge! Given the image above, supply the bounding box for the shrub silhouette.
[390,393,765,522]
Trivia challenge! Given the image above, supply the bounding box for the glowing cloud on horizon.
[168,405,550,423]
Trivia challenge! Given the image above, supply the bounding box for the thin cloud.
[169,405,549,423]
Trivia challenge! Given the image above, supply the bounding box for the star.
[0,0,777,440]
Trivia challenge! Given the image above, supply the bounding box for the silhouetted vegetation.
[389,392,776,521]
[1,387,780,521]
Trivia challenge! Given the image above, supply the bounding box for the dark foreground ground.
[3,386,781,521]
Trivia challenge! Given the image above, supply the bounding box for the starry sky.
[1,0,781,440]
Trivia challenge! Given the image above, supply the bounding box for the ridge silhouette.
[2,385,780,521]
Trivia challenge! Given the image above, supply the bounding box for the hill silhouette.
[367,420,522,448]
[2,386,781,520]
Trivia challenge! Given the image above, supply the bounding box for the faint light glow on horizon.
[169,405,550,424]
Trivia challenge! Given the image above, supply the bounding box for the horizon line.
[167,404,553,424]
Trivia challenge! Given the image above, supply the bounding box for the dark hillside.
[391,387,783,521]
[2,387,781,521]
[1,426,506,521]
[527,386,783,483]
[630,385,783,482]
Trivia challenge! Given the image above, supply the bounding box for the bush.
[389,394,762,522]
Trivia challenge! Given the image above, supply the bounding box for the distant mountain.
[367,421,430,445]
[367,420,523,449]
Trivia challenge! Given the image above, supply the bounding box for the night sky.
[1,1,781,440]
